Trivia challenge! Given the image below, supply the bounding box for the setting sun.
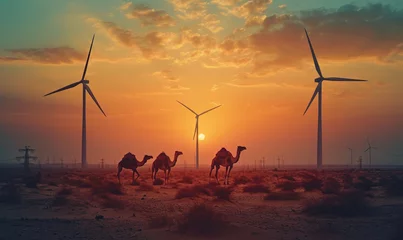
[198,133,205,141]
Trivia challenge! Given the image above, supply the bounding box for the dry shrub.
[243,184,270,193]
[99,194,125,209]
[342,174,353,188]
[0,183,21,204]
[175,185,211,199]
[57,187,73,196]
[212,186,233,201]
[251,175,264,184]
[321,177,341,194]
[52,188,72,207]
[384,177,403,197]
[303,190,370,217]
[153,178,164,185]
[92,181,124,196]
[181,175,193,184]
[65,179,92,188]
[276,180,299,191]
[148,214,173,229]
[281,175,296,181]
[48,181,58,186]
[264,192,301,201]
[233,175,251,185]
[354,176,373,191]
[138,183,154,191]
[178,203,228,236]
[301,175,323,192]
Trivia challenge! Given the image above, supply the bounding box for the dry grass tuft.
[178,203,228,236]
[354,176,373,191]
[153,178,164,185]
[99,193,125,209]
[264,192,301,201]
[91,181,124,196]
[0,183,21,204]
[321,177,341,194]
[303,190,370,217]
[233,175,251,185]
[243,184,270,193]
[301,176,323,192]
[212,186,233,201]
[57,187,73,196]
[181,175,193,184]
[175,185,211,199]
[276,180,300,191]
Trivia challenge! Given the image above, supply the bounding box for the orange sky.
[0,0,402,166]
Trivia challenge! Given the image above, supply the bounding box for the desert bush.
[342,174,353,189]
[303,190,370,217]
[48,181,58,186]
[99,194,125,209]
[148,214,172,229]
[243,184,270,194]
[276,180,299,191]
[233,175,251,185]
[212,186,233,201]
[175,187,199,199]
[153,178,164,185]
[281,175,296,181]
[251,175,264,184]
[321,177,341,194]
[138,183,154,191]
[0,183,21,204]
[301,177,323,192]
[384,178,403,197]
[178,203,228,236]
[354,176,373,191]
[181,176,193,184]
[57,187,73,196]
[92,181,124,196]
[264,192,301,201]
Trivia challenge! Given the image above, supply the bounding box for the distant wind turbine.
[43,34,106,168]
[364,138,377,167]
[177,101,221,169]
[302,28,368,169]
[348,147,353,165]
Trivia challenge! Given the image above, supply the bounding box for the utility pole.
[262,157,265,169]
[277,157,281,169]
[358,156,363,170]
[348,148,353,166]
[101,158,104,169]
[16,146,37,175]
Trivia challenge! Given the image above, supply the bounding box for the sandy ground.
[1,167,403,240]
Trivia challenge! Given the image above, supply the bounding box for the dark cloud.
[0,47,85,64]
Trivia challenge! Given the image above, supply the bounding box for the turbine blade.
[192,120,198,140]
[364,148,370,152]
[323,77,368,82]
[303,83,320,115]
[304,28,323,78]
[44,81,81,97]
[81,34,95,80]
[177,100,197,115]
[199,105,221,116]
[84,84,106,117]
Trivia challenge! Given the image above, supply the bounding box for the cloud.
[278,4,286,9]
[168,0,207,19]
[87,18,179,60]
[152,69,190,91]
[211,84,219,91]
[246,3,403,75]
[123,4,176,27]
[200,14,224,33]
[231,0,273,18]
[0,47,85,64]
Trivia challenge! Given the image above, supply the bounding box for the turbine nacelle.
[314,77,322,83]
[82,80,90,84]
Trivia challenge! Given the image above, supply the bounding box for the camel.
[209,146,247,185]
[117,152,153,184]
[151,151,183,184]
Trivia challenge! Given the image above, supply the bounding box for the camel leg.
[209,165,214,182]
[135,169,140,180]
[227,166,233,185]
[215,165,220,184]
[132,170,135,183]
[163,170,167,184]
[224,166,229,185]
[117,165,122,184]
[167,168,171,184]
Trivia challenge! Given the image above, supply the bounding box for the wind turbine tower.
[43,34,106,168]
[364,138,377,167]
[348,147,353,166]
[302,28,368,169]
[177,101,221,169]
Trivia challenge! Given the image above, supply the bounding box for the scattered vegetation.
[276,180,299,191]
[212,186,233,201]
[233,175,251,185]
[178,203,228,236]
[99,194,125,209]
[0,183,21,204]
[301,176,323,192]
[138,183,154,191]
[181,175,193,184]
[354,176,373,191]
[321,177,341,194]
[264,192,301,201]
[175,185,212,199]
[251,175,264,184]
[153,178,164,185]
[91,181,124,196]
[148,214,172,229]
[303,190,370,217]
[243,184,270,194]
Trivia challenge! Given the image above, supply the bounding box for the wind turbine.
[348,147,353,166]
[43,34,106,168]
[364,138,377,167]
[177,101,221,169]
[302,28,368,169]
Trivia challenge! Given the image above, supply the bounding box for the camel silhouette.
[151,151,183,184]
[117,152,153,184]
[210,146,247,185]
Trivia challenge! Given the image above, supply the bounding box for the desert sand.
[1,167,403,240]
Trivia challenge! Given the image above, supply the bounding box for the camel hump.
[123,152,135,160]
[216,147,228,158]
[157,152,167,159]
